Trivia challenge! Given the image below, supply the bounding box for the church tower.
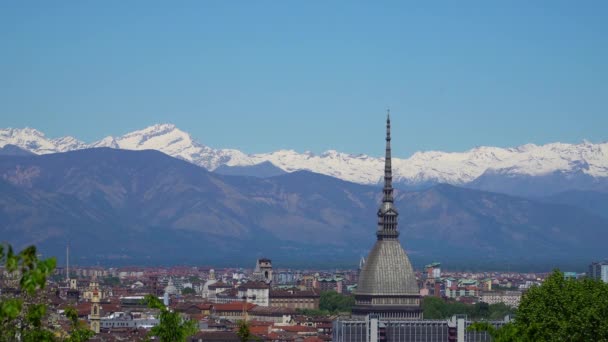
[352,111,422,319]
[253,258,273,284]
[90,281,101,333]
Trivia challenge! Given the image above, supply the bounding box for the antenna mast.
[66,242,70,282]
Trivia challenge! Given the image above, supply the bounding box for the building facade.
[253,258,273,284]
[237,281,270,307]
[270,288,320,310]
[589,261,608,283]
[333,315,509,342]
[479,291,522,308]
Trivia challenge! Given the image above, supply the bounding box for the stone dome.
[164,279,178,295]
[356,239,419,296]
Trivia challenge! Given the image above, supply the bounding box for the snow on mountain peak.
[0,127,66,154]
[1,124,607,186]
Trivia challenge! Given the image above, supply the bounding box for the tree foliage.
[181,287,195,295]
[102,276,121,286]
[422,296,514,320]
[516,269,608,341]
[295,308,331,317]
[470,269,608,341]
[143,294,198,341]
[319,291,355,313]
[63,307,95,342]
[236,320,258,342]
[0,244,57,341]
[0,243,94,341]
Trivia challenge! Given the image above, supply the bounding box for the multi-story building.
[479,291,522,308]
[248,306,296,324]
[425,263,441,279]
[100,312,159,330]
[333,315,510,342]
[445,285,479,299]
[237,281,270,307]
[212,302,256,321]
[270,288,320,310]
[316,276,344,293]
[299,275,315,291]
[589,261,608,283]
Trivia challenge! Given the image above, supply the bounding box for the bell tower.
[254,258,273,284]
[90,281,101,333]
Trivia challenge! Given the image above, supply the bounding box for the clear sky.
[1,1,607,157]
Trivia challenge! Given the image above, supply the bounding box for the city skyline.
[2,2,607,341]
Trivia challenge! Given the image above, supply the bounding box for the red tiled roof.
[277,326,317,333]
[270,289,319,298]
[214,301,256,312]
[209,281,231,289]
[304,337,324,342]
[238,281,270,290]
[250,325,271,334]
[250,306,296,315]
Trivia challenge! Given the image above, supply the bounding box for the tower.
[254,258,273,284]
[66,242,70,283]
[352,111,422,319]
[90,281,101,333]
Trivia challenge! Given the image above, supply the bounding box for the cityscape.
[2,2,608,342]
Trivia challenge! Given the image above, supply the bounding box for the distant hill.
[467,168,608,197]
[0,144,34,156]
[213,161,286,178]
[540,190,608,220]
[0,148,606,269]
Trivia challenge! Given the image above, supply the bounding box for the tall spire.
[383,109,393,203]
[377,109,399,240]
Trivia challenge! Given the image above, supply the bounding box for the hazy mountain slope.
[467,168,608,197]
[214,161,286,178]
[0,144,34,156]
[0,148,607,268]
[540,190,608,219]
[2,125,607,193]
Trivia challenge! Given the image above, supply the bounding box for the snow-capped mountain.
[1,124,607,188]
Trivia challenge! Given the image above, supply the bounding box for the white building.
[480,291,522,308]
[238,281,270,307]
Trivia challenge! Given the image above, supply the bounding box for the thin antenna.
[66,241,70,282]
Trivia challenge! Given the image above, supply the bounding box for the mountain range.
[1,147,607,270]
[2,125,607,197]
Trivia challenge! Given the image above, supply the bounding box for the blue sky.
[1,1,607,156]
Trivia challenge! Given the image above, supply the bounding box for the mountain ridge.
[1,125,607,192]
[1,148,607,269]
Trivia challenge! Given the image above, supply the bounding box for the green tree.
[181,287,195,295]
[236,320,257,342]
[143,294,198,341]
[470,269,608,341]
[422,296,515,320]
[64,307,94,342]
[295,308,331,317]
[0,244,57,342]
[319,291,355,313]
[102,276,121,286]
